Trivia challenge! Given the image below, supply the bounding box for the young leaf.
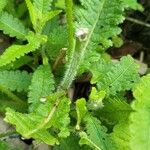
[5,92,71,145]
[0,32,47,67]
[76,98,87,130]
[0,70,31,92]
[25,0,61,33]
[28,65,55,111]
[0,12,28,40]
[129,74,150,150]
[80,116,116,150]
[98,55,140,95]
[25,0,37,28]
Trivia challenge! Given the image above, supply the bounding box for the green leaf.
[76,0,141,75]
[122,0,143,11]
[0,93,26,112]
[0,12,28,40]
[55,0,65,9]
[33,0,52,14]
[76,98,87,130]
[0,32,47,67]
[54,133,83,150]
[111,121,131,150]
[44,23,68,60]
[25,0,37,28]
[0,0,7,12]
[96,96,132,124]
[0,56,33,70]
[0,70,31,92]
[129,74,150,150]
[5,92,71,145]
[25,0,61,33]
[75,0,124,55]
[80,116,116,150]
[0,141,11,150]
[98,56,140,95]
[88,87,106,110]
[28,65,55,111]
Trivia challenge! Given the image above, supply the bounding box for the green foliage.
[54,133,83,150]
[25,0,61,33]
[111,121,131,150]
[43,22,68,60]
[0,141,11,150]
[97,55,140,95]
[0,70,31,92]
[96,96,132,124]
[28,65,55,111]
[75,0,124,56]
[0,0,7,12]
[129,74,150,150]
[0,0,147,149]
[76,98,87,130]
[0,12,28,40]
[79,116,116,150]
[0,32,47,67]
[5,92,71,145]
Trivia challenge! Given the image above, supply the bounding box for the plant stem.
[65,0,75,60]
[59,38,84,90]
[41,46,49,65]
[126,17,150,28]
[0,85,27,108]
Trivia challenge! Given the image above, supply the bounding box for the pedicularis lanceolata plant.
[0,0,149,149]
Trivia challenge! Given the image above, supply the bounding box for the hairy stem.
[65,0,75,60]
[59,39,82,90]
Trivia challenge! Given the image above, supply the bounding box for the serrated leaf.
[76,0,141,75]
[54,133,83,150]
[0,32,47,67]
[28,65,55,111]
[25,0,61,32]
[129,74,150,150]
[0,56,33,70]
[25,0,37,28]
[80,116,116,150]
[0,12,28,39]
[0,70,31,92]
[5,92,71,145]
[33,0,52,14]
[96,96,132,124]
[44,23,68,60]
[98,56,140,95]
[75,0,125,56]
[111,121,131,150]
